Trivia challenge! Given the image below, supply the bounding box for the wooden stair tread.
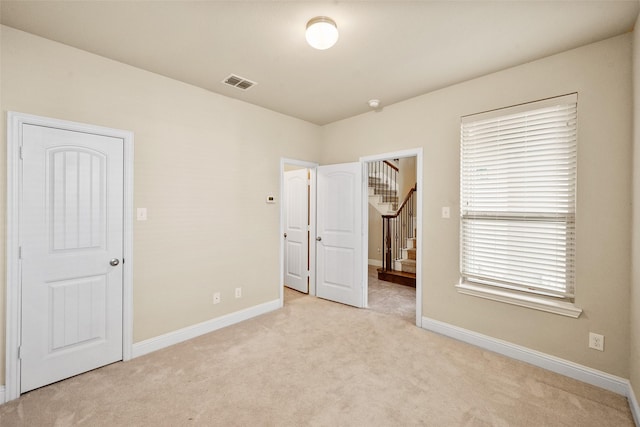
[377,268,416,287]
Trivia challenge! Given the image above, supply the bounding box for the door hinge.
[18,346,23,359]
[19,146,23,160]
[18,246,22,259]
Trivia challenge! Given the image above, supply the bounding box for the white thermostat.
[266,195,276,204]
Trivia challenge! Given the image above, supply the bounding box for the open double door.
[283,162,364,308]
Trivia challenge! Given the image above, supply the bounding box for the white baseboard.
[629,383,639,427]
[368,259,382,267]
[0,385,5,404]
[132,299,280,358]
[421,316,630,396]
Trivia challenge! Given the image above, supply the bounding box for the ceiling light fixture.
[368,99,380,109]
[306,16,339,50]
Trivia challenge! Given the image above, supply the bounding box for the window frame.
[456,94,582,318]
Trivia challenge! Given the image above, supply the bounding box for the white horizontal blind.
[460,94,577,299]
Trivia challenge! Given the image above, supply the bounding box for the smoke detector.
[368,99,380,109]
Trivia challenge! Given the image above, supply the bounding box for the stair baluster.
[381,184,417,274]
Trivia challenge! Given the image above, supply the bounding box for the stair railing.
[368,160,398,205]
[381,184,417,272]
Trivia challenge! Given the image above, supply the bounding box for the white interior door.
[284,169,309,293]
[316,162,363,307]
[20,123,124,393]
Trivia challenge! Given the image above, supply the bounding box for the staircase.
[368,177,398,214]
[378,212,417,287]
[368,161,399,214]
[396,236,416,273]
[368,161,417,287]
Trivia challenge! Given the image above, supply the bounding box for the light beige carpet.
[0,288,634,426]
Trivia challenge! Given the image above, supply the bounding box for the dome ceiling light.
[305,16,339,50]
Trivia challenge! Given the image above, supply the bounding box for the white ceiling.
[1,1,638,125]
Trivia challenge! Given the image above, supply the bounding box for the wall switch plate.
[137,208,147,221]
[441,207,450,219]
[235,288,242,298]
[213,292,221,304]
[589,332,604,351]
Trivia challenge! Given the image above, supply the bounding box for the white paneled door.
[316,163,363,307]
[20,124,124,393]
[284,169,309,293]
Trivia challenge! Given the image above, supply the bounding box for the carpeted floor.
[0,285,634,426]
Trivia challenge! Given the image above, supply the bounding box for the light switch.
[137,208,147,221]
[441,207,450,219]
[266,195,276,204]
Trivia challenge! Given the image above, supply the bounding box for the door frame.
[5,112,134,402]
[279,151,422,325]
[279,158,317,305]
[360,148,423,326]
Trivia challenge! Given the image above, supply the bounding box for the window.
[458,94,579,316]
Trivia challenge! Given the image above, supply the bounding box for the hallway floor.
[367,265,416,323]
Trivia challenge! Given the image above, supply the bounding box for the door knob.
[110,258,120,266]
[284,233,287,238]
[316,236,322,241]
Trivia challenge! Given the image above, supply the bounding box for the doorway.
[5,112,134,401]
[365,156,418,323]
[280,159,317,304]
[280,159,365,308]
[283,164,311,294]
[279,150,422,327]
[361,149,423,326]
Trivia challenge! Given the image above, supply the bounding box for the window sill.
[455,282,583,318]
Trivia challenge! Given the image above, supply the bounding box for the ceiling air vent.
[222,74,257,91]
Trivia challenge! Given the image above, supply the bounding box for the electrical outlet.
[235,287,242,298]
[213,292,221,304]
[589,332,604,351]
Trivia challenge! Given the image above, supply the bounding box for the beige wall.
[284,164,307,172]
[0,26,321,383]
[631,12,640,402]
[322,34,633,377]
[368,204,383,263]
[397,156,416,199]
